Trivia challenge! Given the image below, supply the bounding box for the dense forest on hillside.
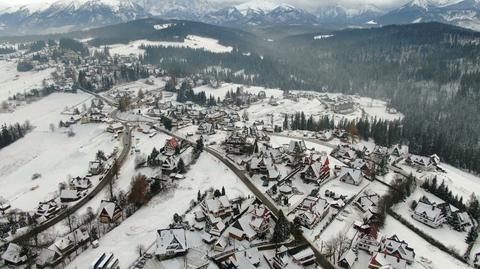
[140,23,480,173]
[280,23,480,172]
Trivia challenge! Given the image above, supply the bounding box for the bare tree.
[49,123,55,132]
[136,244,146,257]
[324,232,351,265]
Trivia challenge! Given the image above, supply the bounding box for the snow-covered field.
[0,93,117,211]
[100,35,233,56]
[398,160,480,201]
[0,60,54,102]
[192,83,283,100]
[66,152,251,269]
[356,96,403,121]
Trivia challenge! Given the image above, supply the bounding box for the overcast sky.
[0,0,415,9]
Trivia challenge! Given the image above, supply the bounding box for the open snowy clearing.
[0,124,116,211]
[192,83,283,100]
[0,93,117,211]
[0,92,92,126]
[100,35,233,56]
[0,60,54,102]
[66,152,252,269]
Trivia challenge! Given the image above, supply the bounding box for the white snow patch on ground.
[0,93,117,211]
[0,60,54,102]
[314,34,334,40]
[102,35,233,56]
[153,23,175,30]
[192,83,283,100]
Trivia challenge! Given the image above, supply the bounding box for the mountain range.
[2,0,480,36]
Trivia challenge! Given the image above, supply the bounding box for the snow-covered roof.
[339,248,357,267]
[204,195,231,214]
[414,201,443,222]
[227,204,270,240]
[98,200,120,219]
[155,228,188,256]
[369,252,407,269]
[1,243,26,264]
[338,167,362,184]
[381,235,415,262]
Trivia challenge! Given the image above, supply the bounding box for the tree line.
[0,122,33,150]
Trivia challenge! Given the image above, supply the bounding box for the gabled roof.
[155,228,188,256]
[382,235,415,262]
[339,248,357,267]
[338,167,362,183]
[369,252,407,269]
[414,201,443,222]
[2,243,27,264]
[98,200,121,219]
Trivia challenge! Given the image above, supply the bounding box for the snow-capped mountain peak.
[407,0,436,9]
[235,0,279,14]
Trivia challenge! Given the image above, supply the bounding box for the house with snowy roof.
[288,140,307,154]
[163,137,181,155]
[354,224,382,254]
[222,247,261,268]
[334,145,357,161]
[267,245,302,269]
[300,157,330,184]
[70,176,92,190]
[208,217,226,236]
[155,228,188,259]
[406,154,435,168]
[350,158,374,178]
[35,199,60,221]
[355,192,380,213]
[390,144,409,157]
[98,200,122,224]
[380,235,415,264]
[224,132,254,155]
[412,201,446,228]
[158,155,178,173]
[296,196,330,228]
[88,160,104,175]
[227,203,271,241]
[60,189,86,203]
[337,167,363,185]
[202,195,233,219]
[292,247,316,266]
[196,122,215,135]
[368,252,407,269]
[248,154,280,180]
[339,248,358,268]
[2,243,28,266]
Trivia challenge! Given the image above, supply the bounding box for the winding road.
[10,88,132,245]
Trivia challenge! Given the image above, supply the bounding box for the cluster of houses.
[319,94,356,114]
[59,176,92,203]
[152,197,319,269]
[36,226,90,268]
[152,197,274,265]
[336,189,416,269]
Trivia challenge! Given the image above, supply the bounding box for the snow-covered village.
[0,4,480,269]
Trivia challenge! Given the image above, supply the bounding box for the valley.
[0,4,479,269]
